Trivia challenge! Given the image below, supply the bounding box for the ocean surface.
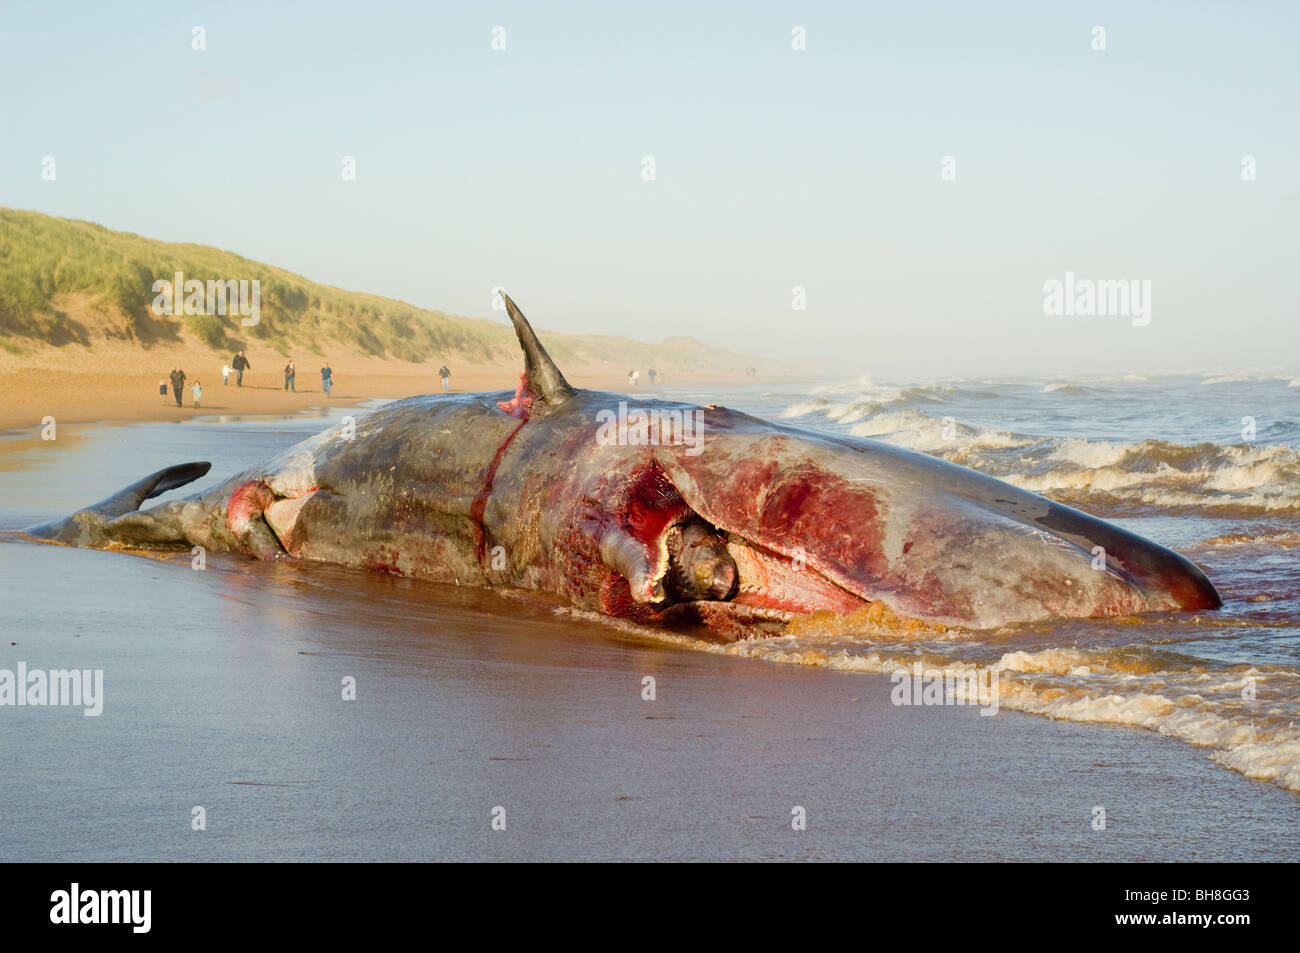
[1,372,1297,861]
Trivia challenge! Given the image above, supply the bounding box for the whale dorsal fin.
[499,290,576,407]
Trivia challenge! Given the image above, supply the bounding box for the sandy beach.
[0,340,766,434]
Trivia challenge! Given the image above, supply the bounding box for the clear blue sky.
[2,1,1297,378]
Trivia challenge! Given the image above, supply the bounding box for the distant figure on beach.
[321,363,333,396]
[628,369,639,388]
[169,367,186,408]
[284,361,295,392]
[231,350,250,387]
[648,368,657,385]
[191,380,202,409]
[439,365,451,392]
[221,362,231,386]
[158,379,168,406]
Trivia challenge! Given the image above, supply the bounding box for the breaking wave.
[997,440,1300,516]
[877,428,1300,518]
[1190,527,1300,550]
[847,409,1031,452]
[780,383,1300,516]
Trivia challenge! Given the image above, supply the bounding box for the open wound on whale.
[583,457,872,637]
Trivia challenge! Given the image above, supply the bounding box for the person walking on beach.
[321,363,333,397]
[439,365,451,392]
[158,379,169,406]
[284,360,295,392]
[169,367,186,407]
[648,368,657,385]
[191,380,202,409]
[221,362,231,386]
[628,369,639,388]
[231,350,250,387]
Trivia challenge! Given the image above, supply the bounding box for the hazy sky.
[2,1,1297,379]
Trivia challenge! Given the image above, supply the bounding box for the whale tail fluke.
[25,462,211,545]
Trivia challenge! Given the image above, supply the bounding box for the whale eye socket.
[664,519,738,603]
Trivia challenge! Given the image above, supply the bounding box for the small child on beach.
[222,363,231,385]
[191,381,202,409]
[159,380,168,405]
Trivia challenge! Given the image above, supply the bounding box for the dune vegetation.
[0,207,742,371]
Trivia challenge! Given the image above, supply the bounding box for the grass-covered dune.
[0,207,744,371]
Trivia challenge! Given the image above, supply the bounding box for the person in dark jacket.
[321,363,333,396]
[439,366,451,392]
[284,361,296,392]
[169,367,186,407]
[231,351,251,387]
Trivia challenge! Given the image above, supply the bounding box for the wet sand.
[1,412,1296,861]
